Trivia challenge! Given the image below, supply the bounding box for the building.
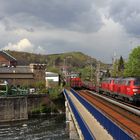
[45,72,59,82]
[0,51,46,87]
[0,63,46,87]
[0,50,17,67]
[45,72,59,87]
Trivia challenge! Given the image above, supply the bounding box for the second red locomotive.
[100,77,140,103]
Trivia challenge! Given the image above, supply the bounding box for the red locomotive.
[69,72,140,104]
[70,77,83,89]
[100,77,140,103]
[82,81,96,91]
[70,77,96,91]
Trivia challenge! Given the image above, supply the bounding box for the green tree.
[118,56,124,71]
[118,56,124,77]
[105,69,111,78]
[124,46,140,77]
[111,59,119,77]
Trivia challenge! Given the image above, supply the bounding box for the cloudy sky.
[0,0,140,63]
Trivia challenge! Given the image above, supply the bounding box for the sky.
[0,0,140,63]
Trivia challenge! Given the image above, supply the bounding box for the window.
[126,81,131,86]
[134,80,140,86]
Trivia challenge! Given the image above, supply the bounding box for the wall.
[0,55,10,66]
[0,95,50,122]
[27,94,50,114]
[0,63,46,87]
[0,97,28,122]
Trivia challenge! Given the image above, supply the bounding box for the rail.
[70,88,134,140]
[64,89,95,140]
[89,90,140,116]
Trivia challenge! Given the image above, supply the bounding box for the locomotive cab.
[131,78,140,103]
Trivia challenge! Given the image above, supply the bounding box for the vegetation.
[6,50,47,65]
[6,50,110,81]
[111,46,140,77]
[31,85,64,114]
[111,56,125,77]
[124,46,140,77]
[7,47,140,79]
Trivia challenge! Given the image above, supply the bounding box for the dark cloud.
[1,0,139,63]
[0,0,103,33]
[109,0,140,35]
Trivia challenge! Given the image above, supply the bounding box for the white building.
[45,72,59,88]
[45,72,59,82]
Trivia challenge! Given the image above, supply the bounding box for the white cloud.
[3,38,47,54]
[3,38,34,52]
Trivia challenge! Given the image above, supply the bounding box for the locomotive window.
[123,81,126,84]
[126,81,131,86]
[134,80,140,86]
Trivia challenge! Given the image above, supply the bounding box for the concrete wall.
[0,97,28,122]
[27,94,50,114]
[0,95,50,122]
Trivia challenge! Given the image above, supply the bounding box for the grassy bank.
[31,86,65,114]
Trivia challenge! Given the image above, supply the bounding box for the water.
[0,115,70,140]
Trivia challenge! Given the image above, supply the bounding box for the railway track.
[96,91,140,110]
[88,90,140,116]
[77,90,140,140]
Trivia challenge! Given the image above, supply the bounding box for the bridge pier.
[65,101,83,140]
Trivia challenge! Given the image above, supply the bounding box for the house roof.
[46,72,58,77]
[0,66,32,73]
[0,50,17,61]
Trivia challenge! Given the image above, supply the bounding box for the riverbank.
[30,87,65,115]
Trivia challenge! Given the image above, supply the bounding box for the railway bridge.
[64,89,140,140]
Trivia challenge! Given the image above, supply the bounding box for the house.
[0,63,46,87]
[0,51,46,87]
[0,50,17,67]
[45,72,59,87]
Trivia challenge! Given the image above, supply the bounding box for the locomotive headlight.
[134,93,137,95]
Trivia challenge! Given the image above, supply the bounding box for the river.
[0,114,70,140]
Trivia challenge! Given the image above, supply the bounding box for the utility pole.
[96,61,100,85]
[90,58,93,82]
[53,60,55,68]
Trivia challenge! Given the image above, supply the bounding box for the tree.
[118,56,124,71]
[118,56,124,77]
[111,59,119,77]
[124,46,140,77]
[105,69,111,77]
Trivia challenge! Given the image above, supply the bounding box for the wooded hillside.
[6,50,110,80]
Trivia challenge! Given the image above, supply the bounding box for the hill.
[6,50,110,80]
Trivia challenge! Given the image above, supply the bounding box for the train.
[70,77,140,104]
